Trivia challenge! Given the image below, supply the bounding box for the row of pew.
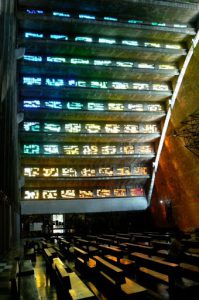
[23,231,199,300]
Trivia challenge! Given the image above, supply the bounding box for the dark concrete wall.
[0,0,20,255]
[152,43,199,231]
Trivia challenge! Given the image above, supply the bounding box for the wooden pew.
[179,262,199,282]
[130,252,179,297]
[73,246,96,274]
[97,237,112,246]
[76,238,98,255]
[132,235,152,245]
[181,239,199,249]
[53,257,96,299]
[98,244,135,274]
[151,240,171,251]
[116,236,131,244]
[53,258,71,297]
[43,247,58,270]
[93,256,147,298]
[98,244,123,263]
[10,260,20,296]
[148,233,171,242]
[121,242,154,256]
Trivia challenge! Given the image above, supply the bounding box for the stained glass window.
[83,145,98,155]
[61,168,77,177]
[116,167,131,176]
[99,167,113,176]
[122,145,134,155]
[105,124,120,133]
[85,124,101,133]
[23,77,41,85]
[71,58,89,64]
[79,190,93,198]
[97,189,111,197]
[122,40,139,46]
[26,9,44,14]
[24,144,40,155]
[101,146,116,155]
[24,167,40,177]
[112,82,128,89]
[61,190,75,198]
[63,145,79,155]
[94,60,111,66]
[144,42,160,48]
[99,38,116,44]
[42,190,57,199]
[114,189,126,197]
[47,57,66,63]
[81,168,96,177]
[79,14,96,20]
[53,12,70,17]
[87,102,105,110]
[67,102,84,110]
[138,63,154,69]
[25,32,43,38]
[24,55,42,62]
[127,104,143,111]
[23,122,40,132]
[50,34,68,40]
[44,101,63,109]
[116,61,133,68]
[42,168,59,177]
[24,190,39,199]
[45,78,64,86]
[44,123,61,132]
[64,123,81,133]
[43,145,59,154]
[104,17,118,22]
[90,81,108,89]
[75,36,92,42]
[108,103,124,111]
[124,124,139,133]
[23,100,41,108]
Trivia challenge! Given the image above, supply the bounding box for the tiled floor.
[0,261,13,300]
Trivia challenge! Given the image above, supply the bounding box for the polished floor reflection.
[34,255,58,300]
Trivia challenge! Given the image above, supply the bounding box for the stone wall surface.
[152,44,199,231]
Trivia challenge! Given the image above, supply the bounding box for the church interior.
[0,0,199,299]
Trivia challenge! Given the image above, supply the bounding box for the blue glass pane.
[79,14,96,20]
[70,58,89,64]
[75,37,92,42]
[128,20,143,24]
[43,145,59,154]
[122,40,138,46]
[99,38,116,44]
[44,101,63,109]
[23,122,40,131]
[23,77,42,85]
[25,32,43,38]
[50,34,68,40]
[53,12,70,17]
[87,103,105,110]
[23,144,40,154]
[23,55,42,62]
[47,57,66,63]
[66,102,84,110]
[26,9,44,14]
[23,100,41,108]
[44,123,61,132]
[104,17,118,22]
[45,78,64,86]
